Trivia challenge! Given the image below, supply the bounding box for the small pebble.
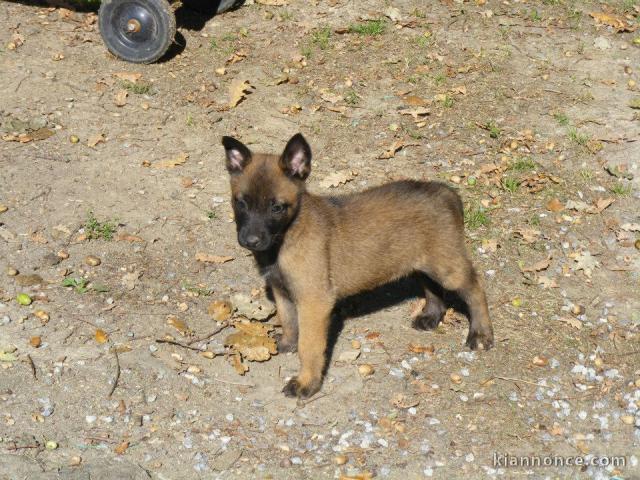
[45,440,58,450]
[6,266,18,276]
[29,336,42,348]
[351,339,361,350]
[621,415,635,425]
[85,415,97,424]
[358,364,375,377]
[84,255,101,266]
[450,373,462,384]
[0,204,7,213]
[69,456,82,466]
[57,250,70,260]
[69,135,80,144]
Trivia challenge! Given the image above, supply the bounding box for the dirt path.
[1,0,639,478]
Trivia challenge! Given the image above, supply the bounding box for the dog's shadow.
[326,274,469,368]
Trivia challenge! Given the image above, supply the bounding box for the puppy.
[222,133,494,398]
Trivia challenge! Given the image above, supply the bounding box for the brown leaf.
[319,170,356,189]
[195,253,234,264]
[379,140,418,159]
[593,197,614,213]
[546,198,564,212]
[513,227,540,244]
[113,72,142,83]
[152,153,188,169]
[114,89,128,107]
[390,393,420,409]
[207,300,233,321]
[399,107,430,119]
[226,50,248,65]
[521,254,552,273]
[95,329,109,344]
[589,12,636,32]
[403,95,429,106]
[114,441,129,455]
[559,317,582,330]
[87,134,105,148]
[228,79,254,108]
[167,316,192,336]
[116,233,145,243]
[230,353,249,375]
[408,342,434,354]
[225,321,276,362]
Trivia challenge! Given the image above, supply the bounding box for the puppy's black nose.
[244,235,261,249]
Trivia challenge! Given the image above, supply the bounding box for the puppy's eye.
[271,203,286,215]
[235,198,248,210]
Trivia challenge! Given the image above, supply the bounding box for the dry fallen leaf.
[95,329,109,344]
[230,353,249,375]
[559,317,583,330]
[116,233,145,243]
[513,227,540,244]
[87,134,105,148]
[114,72,142,83]
[195,253,234,264]
[114,441,129,455]
[521,254,552,273]
[481,238,498,253]
[589,12,636,32]
[167,316,192,336]
[208,300,233,321]
[391,393,420,409]
[152,153,188,169]
[546,198,564,212]
[226,50,248,65]
[319,170,355,189]
[114,89,128,107]
[225,321,277,362]
[570,251,599,278]
[408,342,434,354]
[121,271,140,291]
[228,79,254,108]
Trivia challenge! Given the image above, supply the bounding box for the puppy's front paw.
[282,377,321,399]
[275,334,297,354]
[465,328,494,351]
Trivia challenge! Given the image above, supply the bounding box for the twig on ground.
[155,338,203,351]
[26,354,36,379]
[210,376,255,387]
[187,321,230,345]
[492,376,555,390]
[108,348,120,398]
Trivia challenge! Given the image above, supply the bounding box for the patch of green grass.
[567,127,590,146]
[278,10,293,21]
[610,183,633,196]
[182,281,213,296]
[349,19,386,36]
[554,112,570,126]
[502,177,521,193]
[119,80,152,95]
[441,95,454,108]
[344,89,360,105]
[415,32,433,48]
[186,113,195,127]
[221,33,236,42]
[464,205,490,230]
[529,215,541,226]
[206,210,217,219]
[579,169,594,181]
[312,26,332,50]
[85,211,117,241]
[509,157,536,171]
[209,38,218,50]
[433,73,446,86]
[529,9,542,21]
[485,121,501,139]
[62,277,89,294]
[301,45,313,58]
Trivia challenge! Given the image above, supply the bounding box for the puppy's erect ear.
[279,133,312,180]
[222,136,252,174]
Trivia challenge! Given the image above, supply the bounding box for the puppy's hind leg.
[412,280,446,331]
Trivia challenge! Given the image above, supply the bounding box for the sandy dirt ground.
[1,0,640,478]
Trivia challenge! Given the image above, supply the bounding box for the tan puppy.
[222,134,494,398]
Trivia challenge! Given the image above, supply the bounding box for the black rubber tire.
[99,0,176,64]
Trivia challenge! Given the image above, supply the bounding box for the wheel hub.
[126,18,142,33]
